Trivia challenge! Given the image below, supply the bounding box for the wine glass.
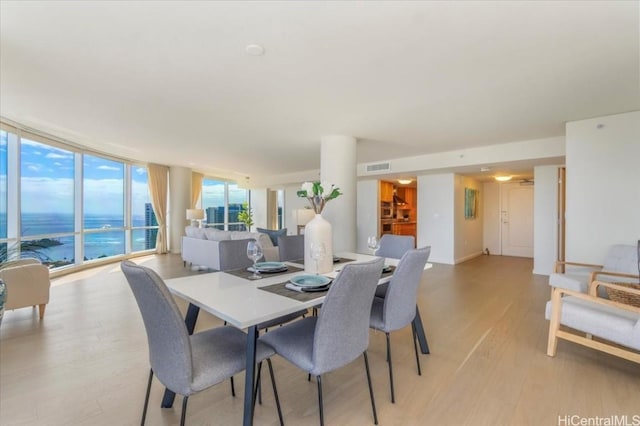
[367,236,380,256]
[310,242,326,275]
[247,240,263,280]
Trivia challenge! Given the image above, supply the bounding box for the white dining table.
[162,252,432,426]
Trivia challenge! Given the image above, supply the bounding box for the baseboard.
[454,251,484,264]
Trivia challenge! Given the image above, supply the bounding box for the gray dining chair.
[369,246,431,403]
[374,234,415,298]
[277,234,305,262]
[120,261,283,426]
[260,257,385,426]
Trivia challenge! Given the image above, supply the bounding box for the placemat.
[225,264,304,280]
[289,257,356,266]
[381,265,396,278]
[258,266,395,302]
[259,281,329,302]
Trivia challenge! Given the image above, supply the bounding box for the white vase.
[304,214,333,274]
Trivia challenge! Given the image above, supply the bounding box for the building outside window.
[201,179,249,231]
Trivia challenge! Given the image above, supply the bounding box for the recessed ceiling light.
[245,44,265,56]
[495,175,512,182]
[398,179,413,185]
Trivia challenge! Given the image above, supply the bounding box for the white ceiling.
[1,1,638,183]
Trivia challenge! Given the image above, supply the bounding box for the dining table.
[162,251,432,426]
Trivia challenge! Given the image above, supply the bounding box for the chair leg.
[411,322,422,376]
[180,396,189,426]
[363,351,378,425]
[386,332,395,403]
[141,369,153,426]
[230,376,236,397]
[547,288,562,356]
[266,358,284,426]
[38,304,46,319]
[317,375,324,426]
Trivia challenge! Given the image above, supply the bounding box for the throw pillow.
[257,228,287,246]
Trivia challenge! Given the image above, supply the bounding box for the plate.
[248,262,288,273]
[289,274,332,288]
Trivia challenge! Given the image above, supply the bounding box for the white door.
[501,183,534,257]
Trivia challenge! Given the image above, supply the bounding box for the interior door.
[501,183,534,257]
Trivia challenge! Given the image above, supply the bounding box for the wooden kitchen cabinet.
[393,222,417,244]
[380,181,394,202]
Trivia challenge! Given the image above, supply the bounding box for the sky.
[1,133,248,217]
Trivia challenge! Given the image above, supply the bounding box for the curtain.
[147,164,169,254]
[191,172,203,208]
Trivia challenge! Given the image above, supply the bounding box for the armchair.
[549,244,638,295]
[0,258,51,319]
[546,279,640,363]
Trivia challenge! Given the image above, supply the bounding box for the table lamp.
[186,209,205,227]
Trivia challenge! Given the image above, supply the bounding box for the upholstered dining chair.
[120,261,283,426]
[374,234,415,298]
[277,234,305,262]
[261,257,385,426]
[369,246,431,403]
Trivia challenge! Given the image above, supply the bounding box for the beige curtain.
[191,172,203,208]
[147,164,169,254]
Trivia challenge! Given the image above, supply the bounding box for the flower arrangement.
[297,181,342,214]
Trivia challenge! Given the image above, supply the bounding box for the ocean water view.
[1,213,157,266]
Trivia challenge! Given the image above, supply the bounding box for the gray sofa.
[181,226,279,270]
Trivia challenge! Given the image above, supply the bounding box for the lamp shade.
[186,209,204,220]
[294,208,315,226]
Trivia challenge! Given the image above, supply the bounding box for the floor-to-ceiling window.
[131,166,158,251]
[82,154,125,261]
[20,138,75,267]
[228,183,248,231]
[0,123,162,268]
[201,178,249,230]
[0,131,7,257]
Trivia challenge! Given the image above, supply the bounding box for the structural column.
[320,135,357,252]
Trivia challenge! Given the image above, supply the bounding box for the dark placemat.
[225,264,304,280]
[381,265,396,278]
[259,266,395,302]
[259,281,329,302]
[289,257,356,266]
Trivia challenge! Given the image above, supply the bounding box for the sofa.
[181,226,280,271]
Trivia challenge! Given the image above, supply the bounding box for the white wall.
[284,183,312,235]
[533,165,561,275]
[482,181,501,255]
[356,179,378,254]
[454,175,484,263]
[418,174,455,264]
[250,188,268,231]
[565,110,640,263]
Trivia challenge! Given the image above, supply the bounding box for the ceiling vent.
[365,162,391,173]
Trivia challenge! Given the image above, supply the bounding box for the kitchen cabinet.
[392,222,417,244]
[380,181,394,202]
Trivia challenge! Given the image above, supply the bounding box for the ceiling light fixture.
[245,44,265,56]
[398,179,413,185]
[495,175,512,182]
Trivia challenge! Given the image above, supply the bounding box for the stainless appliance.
[381,201,393,219]
[381,219,393,235]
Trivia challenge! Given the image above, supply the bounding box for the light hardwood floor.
[1,254,639,425]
